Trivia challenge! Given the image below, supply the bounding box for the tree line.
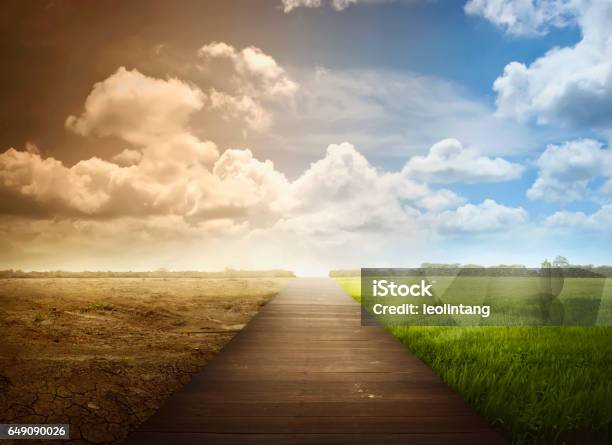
[330,262,612,278]
[0,269,296,278]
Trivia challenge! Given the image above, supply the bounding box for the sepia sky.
[1,0,612,274]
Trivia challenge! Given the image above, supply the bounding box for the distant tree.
[541,259,551,268]
[552,256,570,267]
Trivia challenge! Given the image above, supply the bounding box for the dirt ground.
[0,277,287,444]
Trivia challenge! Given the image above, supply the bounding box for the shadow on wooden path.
[124,277,507,444]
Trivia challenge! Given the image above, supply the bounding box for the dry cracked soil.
[0,277,286,444]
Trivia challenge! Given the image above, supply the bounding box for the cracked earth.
[0,277,284,444]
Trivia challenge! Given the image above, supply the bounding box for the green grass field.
[336,277,612,444]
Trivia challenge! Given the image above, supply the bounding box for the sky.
[1,0,612,275]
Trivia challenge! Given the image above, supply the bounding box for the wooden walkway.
[124,278,506,444]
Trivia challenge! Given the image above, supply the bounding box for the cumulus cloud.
[415,189,466,212]
[1,68,293,224]
[0,145,287,222]
[112,149,143,166]
[66,67,207,146]
[3,62,520,240]
[435,199,528,234]
[209,148,293,221]
[209,90,271,133]
[2,66,459,241]
[283,0,321,12]
[199,43,298,99]
[485,1,612,129]
[285,142,418,237]
[291,142,465,214]
[275,142,513,242]
[0,59,539,272]
[0,120,526,240]
[546,204,612,230]
[0,137,532,272]
[402,138,524,183]
[465,0,584,36]
[527,138,612,202]
[198,42,298,131]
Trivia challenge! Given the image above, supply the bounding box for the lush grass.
[336,277,612,444]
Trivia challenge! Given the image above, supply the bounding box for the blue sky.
[279,0,583,89]
[269,2,610,215]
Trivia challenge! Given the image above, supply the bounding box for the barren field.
[0,277,287,444]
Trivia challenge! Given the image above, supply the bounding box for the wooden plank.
[189,370,448,383]
[137,399,477,419]
[126,432,507,445]
[136,415,495,433]
[177,380,460,399]
[123,278,507,444]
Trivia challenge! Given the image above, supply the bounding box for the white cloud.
[210,148,293,221]
[282,0,322,12]
[199,43,298,99]
[1,138,525,271]
[332,0,359,9]
[546,204,612,230]
[3,62,525,244]
[209,90,271,133]
[527,138,612,202]
[486,1,612,129]
[197,41,235,58]
[0,142,291,224]
[290,141,465,214]
[198,42,298,131]
[402,138,524,183]
[112,149,142,166]
[465,0,584,36]
[415,189,466,212]
[282,0,360,12]
[435,199,528,233]
[1,68,293,224]
[66,67,206,146]
[286,142,422,237]
[0,136,534,273]
[276,142,512,241]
